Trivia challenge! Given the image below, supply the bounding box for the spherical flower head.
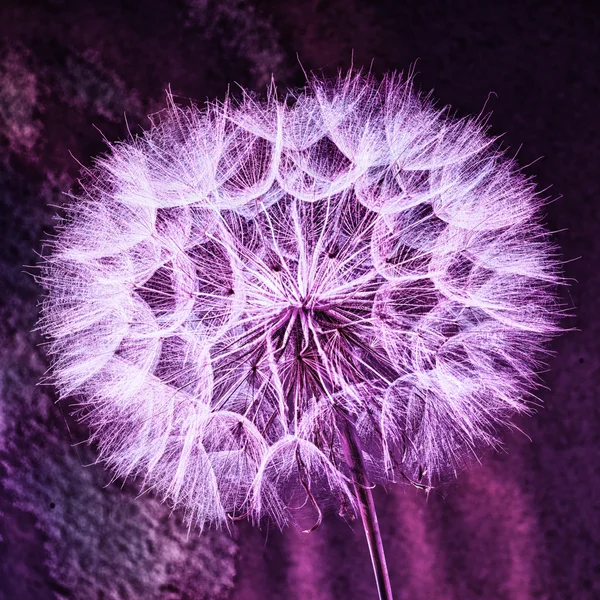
[38,71,562,531]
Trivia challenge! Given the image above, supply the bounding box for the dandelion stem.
[339,414,394,600]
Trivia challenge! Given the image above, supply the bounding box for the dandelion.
[38,70,562,600]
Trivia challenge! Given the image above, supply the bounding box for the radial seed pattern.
[39,72,561,530]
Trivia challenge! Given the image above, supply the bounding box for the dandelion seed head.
[38,71,562,530]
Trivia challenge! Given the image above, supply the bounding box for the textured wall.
[0,1,597,598]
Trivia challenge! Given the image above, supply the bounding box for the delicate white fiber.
[38,71,562,530]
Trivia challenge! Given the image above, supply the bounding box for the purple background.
[0,1,598,598]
